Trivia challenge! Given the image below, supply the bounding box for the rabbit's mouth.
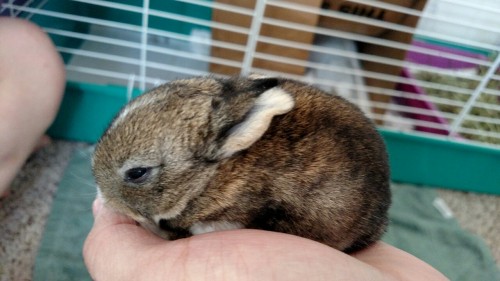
[142,215,246,240]
[136,218,191,240]
[158,219,192,239]
[141,194,192,239]
[155,219,245,239]
[138,219,175,240]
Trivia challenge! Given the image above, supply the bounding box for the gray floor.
[437,189,500,263]
[0,141,76,281]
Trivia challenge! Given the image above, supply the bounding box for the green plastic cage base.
[380,130,499,195]
[48,82,142,143]
[48,82,500,195]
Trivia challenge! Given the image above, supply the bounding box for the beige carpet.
[0,141,498,281]
[0,141,76,281]
[437,189,500,264]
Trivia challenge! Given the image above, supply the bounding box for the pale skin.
[0,17,65,197]
[84,198,450,281]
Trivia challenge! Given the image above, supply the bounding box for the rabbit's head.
[92,76,294,236]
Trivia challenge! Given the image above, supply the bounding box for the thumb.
[83,198,164,280]
[91,197,136,226]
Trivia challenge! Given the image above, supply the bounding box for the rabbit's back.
[190,78,391,252]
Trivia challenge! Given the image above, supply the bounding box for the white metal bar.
[241,0,266,75]
[348,0,500,38]
[365,101,457,120]
[45,28,244,69]
[253,65,500,121]
[7,4,143,32]
[175,0,254,16]
[1,0,18,17]
[45,28,138,48]
[250,65,465,107]
[66,67,152,87]
[127,74,136,102]
[307,74,469,110]
[61,46,209,79]
[261,17,494,67]
[10,1,248,36]
[245,66,500,144]
[147,27,247,52]
[148,7,250,34]
[10,2,492,69]
[147,45,243,68]
[18,0,500,148]
[69,0,247,34]
[441,0,500,15]
[12,0,34,17]
[254,67,456,114]
[267,0,500,53]
[464,115,500,126]
[66,65,137,83]
[55,37,480,109]
[146,60,209,77]
[24,0,49,20]
[373,116,452,133]
[457,127,500,140]
[0,1,7,14]
[253,51,474,96]
[66,64,190,87]
[70,0,141,13]
[358,102,458,132]
[258,35,488,78]
[140,0,150,91]
[474,101,500,112]
[58,47,141,66]
[449,53,500,135]
[379,117,452,133]
[483,89,500,97]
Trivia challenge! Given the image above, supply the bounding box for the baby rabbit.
[92,75,391,252]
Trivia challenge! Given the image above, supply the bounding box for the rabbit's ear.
[217,87,294,159]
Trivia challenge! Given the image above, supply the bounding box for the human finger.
[83,198,165,280]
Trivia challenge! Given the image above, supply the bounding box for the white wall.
[417,0,500,47]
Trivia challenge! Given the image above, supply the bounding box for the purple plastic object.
[395,40,488,136]
[407,41,486,69]
[396,69,455,136]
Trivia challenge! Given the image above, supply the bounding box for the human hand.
[84,198,449,281]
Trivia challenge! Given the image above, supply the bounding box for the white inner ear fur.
[189,221,245,235]
[248,73,271,80]
[219,87,295,159]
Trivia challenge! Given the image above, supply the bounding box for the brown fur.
[93,75,391,252]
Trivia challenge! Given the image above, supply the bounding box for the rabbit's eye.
[124,167,151,184]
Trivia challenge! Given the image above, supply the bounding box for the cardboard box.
[210,1,427,120]
[210,0,324,75]
[319,0,419,36]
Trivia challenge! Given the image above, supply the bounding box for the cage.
[1,0,499,194]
